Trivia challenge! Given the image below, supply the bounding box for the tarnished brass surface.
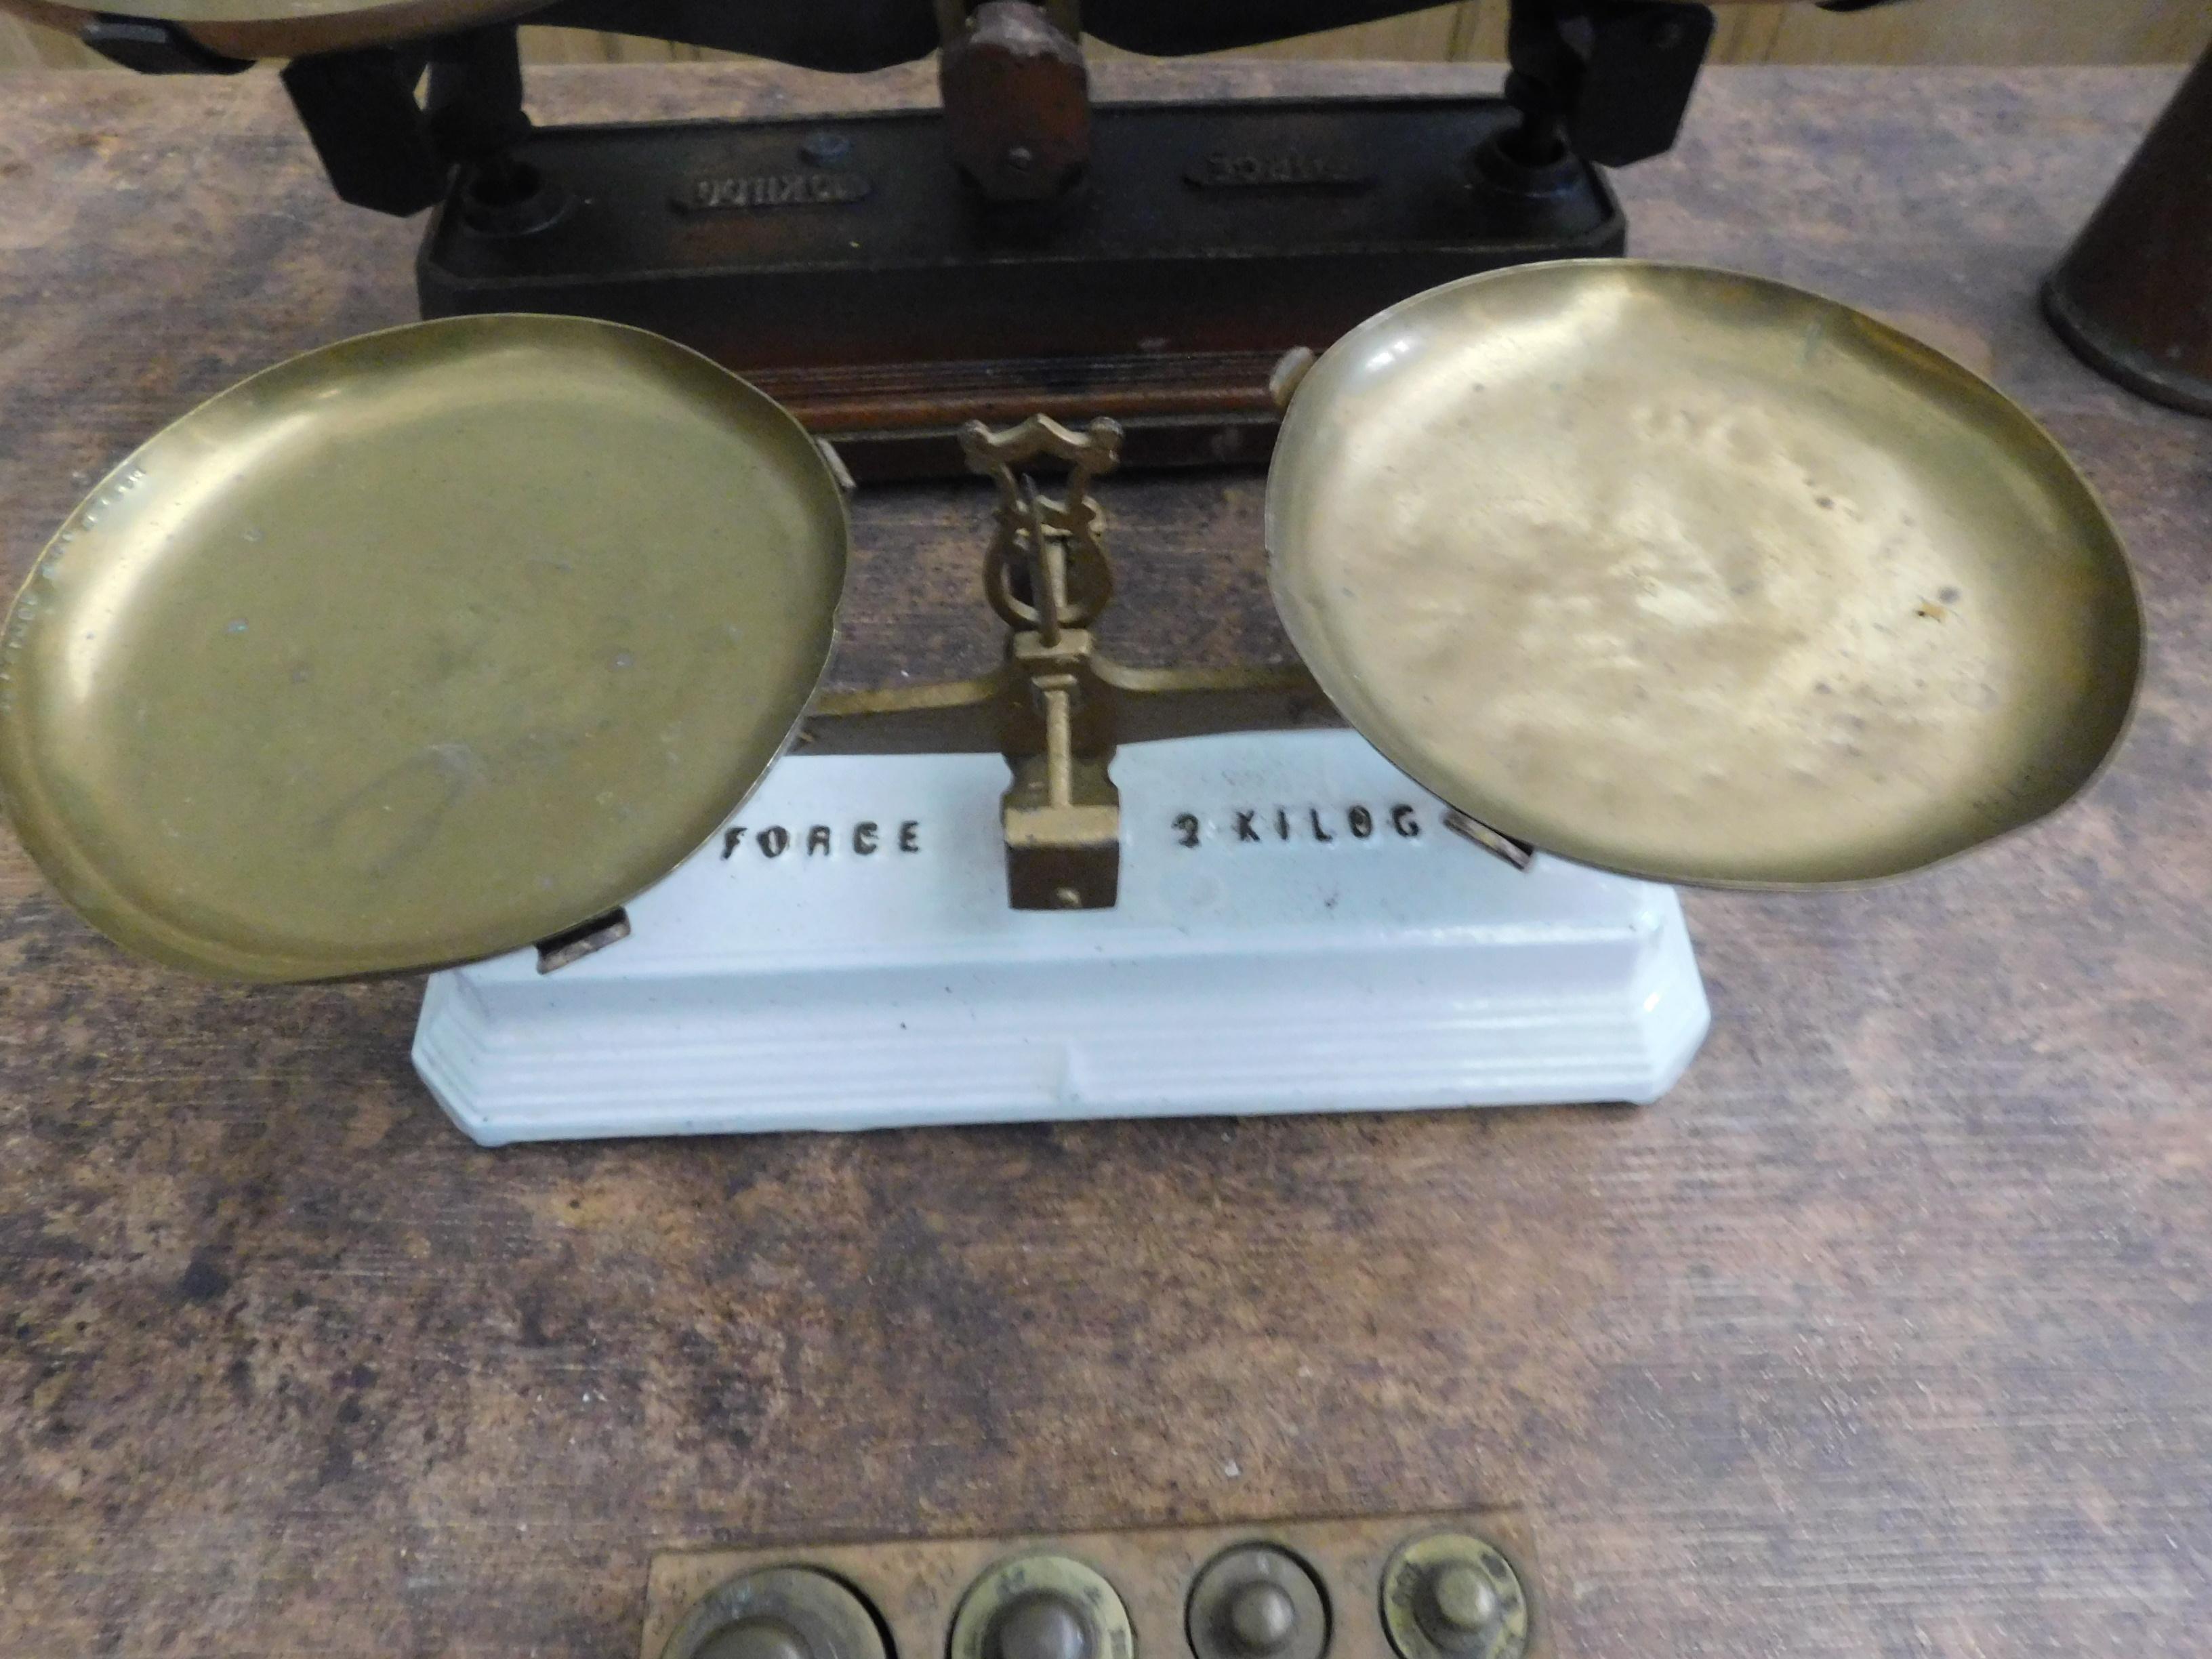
[1187,1543,1330,1659]
[0,315,846,980]
[802,661,1332,756]
[1267,260,2143,886]
[949,1554,1136,1659]
[657,1567,888,1659]
[1379,1532,1530,1659]
[643,1511,1547,1659]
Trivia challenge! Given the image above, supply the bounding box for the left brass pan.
[0,316,848,981]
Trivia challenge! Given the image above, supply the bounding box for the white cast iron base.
[414,729,1710,1144]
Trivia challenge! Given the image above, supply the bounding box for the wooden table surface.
[1,59,2207,1659]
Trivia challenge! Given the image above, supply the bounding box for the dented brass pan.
[0,315,846,981]
[1267,260,2142,887]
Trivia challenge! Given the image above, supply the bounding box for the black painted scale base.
[417,97,1623,477]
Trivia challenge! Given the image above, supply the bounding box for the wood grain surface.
[1,60,2207,1659]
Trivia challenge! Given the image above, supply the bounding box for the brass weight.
[1378,1534,1531,1659]
[657,1568,889,1659]
[949,1555,1138,1659]
[1187,1544,1331,1659]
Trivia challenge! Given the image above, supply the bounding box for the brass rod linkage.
[798,412,1337,909]
[1040,678,1078,809]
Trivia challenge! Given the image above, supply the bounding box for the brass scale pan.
[0,264,2142,982]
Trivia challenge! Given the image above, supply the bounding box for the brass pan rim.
[0,0,542,53]
[1264,257,2144,890]
[0,312,850,981]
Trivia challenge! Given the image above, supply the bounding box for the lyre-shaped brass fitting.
[961,415,1127,908]
[802,413,1332,911]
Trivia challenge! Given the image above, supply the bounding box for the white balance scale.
[414,730,1709,1143]
[0,266,2140,1145]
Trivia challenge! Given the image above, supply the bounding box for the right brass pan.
[1267,260,2143,887]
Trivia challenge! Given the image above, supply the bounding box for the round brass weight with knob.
[1378,1533,1530,1659]
[658,1567,888,1659]
[1187,1543,1329,1659]
[950,1555,1136,1659]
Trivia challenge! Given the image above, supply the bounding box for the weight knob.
[951,1555,1134,1659]
[659,1568,887,1659]
[1187,1543,1328,1659]
[1380,1534,1529,1659]
[700,1622,812,1659]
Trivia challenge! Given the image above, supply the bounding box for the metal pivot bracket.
[282,24,562,229]
[1497,0,1715,171]
[801,413,1336,911]
[935,0,1090,203]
